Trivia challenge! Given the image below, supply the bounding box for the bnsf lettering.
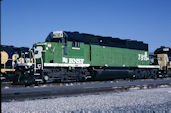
[69,58,84,64]
[62,57,84,64]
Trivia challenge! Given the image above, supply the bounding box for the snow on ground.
[2,87,171,113]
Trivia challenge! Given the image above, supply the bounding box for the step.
[35,79,43,82]
[34,73,40,75]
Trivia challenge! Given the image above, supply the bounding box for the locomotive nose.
[1,51,9,65]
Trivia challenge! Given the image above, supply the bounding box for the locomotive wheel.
[78,74,87,82]
[145,70,151,79]
[141,70,147,79]
[25,75,35,86]
[60,74,69,82]
[13,69,34,85]
[135,69,143,79]
[13,69,23,84]
[163,74,168,78]
[150,69,158,79]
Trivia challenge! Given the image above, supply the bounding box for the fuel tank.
[94,69,134,80]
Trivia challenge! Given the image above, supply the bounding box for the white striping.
[72,47,80,50]
[44,63,90,67]
[17,63,33,66]
[36,43,47,45]
[137,65,160,68]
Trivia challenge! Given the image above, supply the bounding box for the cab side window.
[72,41,80,48]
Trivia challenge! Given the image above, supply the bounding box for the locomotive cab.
[45,31,68,55]
[27,31,69,82]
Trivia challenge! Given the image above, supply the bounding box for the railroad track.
[1,78,171,102]
[1,77,170,89]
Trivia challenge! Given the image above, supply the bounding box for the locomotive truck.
[13,31,166,84]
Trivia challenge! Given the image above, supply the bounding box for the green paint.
[33,40,149,67]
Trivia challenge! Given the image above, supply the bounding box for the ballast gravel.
[2,87,171,113]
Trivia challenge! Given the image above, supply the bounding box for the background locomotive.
[12,31,170,85]
[0,45,33,81]
[152,46,171,76]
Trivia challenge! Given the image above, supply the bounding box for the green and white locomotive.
[14,31,160,84]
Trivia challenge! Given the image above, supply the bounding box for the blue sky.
[2,0,171,52]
